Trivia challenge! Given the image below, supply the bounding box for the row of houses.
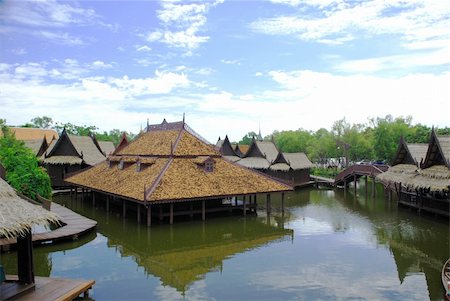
[377,129,450,216]
[216,135,314,187]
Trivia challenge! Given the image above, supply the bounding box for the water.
[1,185,449,300]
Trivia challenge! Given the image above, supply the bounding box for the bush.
[311,167,341,178]
[0,128,52,200]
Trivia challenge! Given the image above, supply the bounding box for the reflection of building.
[216,136,314,187]
[101,216,293,293]
[378,130,450,217]
[42,129,108,187]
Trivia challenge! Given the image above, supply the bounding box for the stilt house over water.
[65,119,292,225]
[42,129,108,187]
[216,136,314,187]
[378,129,450,217]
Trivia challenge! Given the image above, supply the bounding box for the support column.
[82,188,85,201]
[122,200,126,218]
[170,203,174,224]
[137,203,141,224]
[364,176,368,195]
[70,186,73,199]
[281,192,285,216]
[17,229,34,284]
[254,194,258,212]
[159,205,163,222]
[266,193,271,215]
[189,203,194,219]
[354,175,357,194]
[202,199,206,221]
[147,205,152,227]
[106,196,110,212]
[243,196,246,216]
[92,192,96,207]
[372,177,376,197]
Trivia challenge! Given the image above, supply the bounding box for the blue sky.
[1,0,449,142]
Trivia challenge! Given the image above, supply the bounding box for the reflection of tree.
[333,188,448,301]
[98,215,292,293]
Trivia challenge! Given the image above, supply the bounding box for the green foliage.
[96,129,135,145]
[311,167,342,178]
[54,122,98,136]
[0,129,52,200]
[30,116,54,129]
[238,131,257,145]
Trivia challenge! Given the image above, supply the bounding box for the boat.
[443,258,450,300]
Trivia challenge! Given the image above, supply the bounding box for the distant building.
[41,129,107,187]
[1,127,58,157]
[216,136,314,187]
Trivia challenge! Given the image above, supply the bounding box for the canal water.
[1,185,449,300]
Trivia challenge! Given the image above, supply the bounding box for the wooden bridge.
[334,164,389,194]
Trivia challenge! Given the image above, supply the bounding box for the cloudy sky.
[1,0,449,142]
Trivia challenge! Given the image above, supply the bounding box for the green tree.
[0,128,52,200]
[238,131,257,145]
[30,116,54,129]
[54,122,98,136]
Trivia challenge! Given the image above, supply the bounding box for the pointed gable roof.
[66,119,291,203]
[422,129,450,169]
[112,132,129,155]
[98,140,115,156]
[217,135,237,156]
[24,137,49,157]
[391,136,428,167]
[7,127,58,144]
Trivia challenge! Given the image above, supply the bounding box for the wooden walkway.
[0,203,97,251]
[334,164,389,187]
[1,275,94,301]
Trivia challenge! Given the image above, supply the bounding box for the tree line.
[238,115,449,163]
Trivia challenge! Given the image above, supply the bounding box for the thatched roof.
[254,141,279,163]
[235,144,249,156]
[422,130,450,169]
[237,157,271,169]
[23,138,48,157]
[377,164,450,192]
[3,127,58,144]
[215,136,237,157]
[66,120,291,202]
[98,140,115,156]
[283,153,314,170]
[391,136,428,167]
[0,178,60,239]
[112,133,129,155]
[42,129,106,166]
[223,155,241,163]
[270,163,290,171]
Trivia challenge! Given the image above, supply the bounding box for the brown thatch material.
[3,127,58,144]
[0,178,60,239]
[24,138,48,157]
[283,153,314,170]
[98,140,115,156]
[66,120,291,202]
[223,155,241,163]
[43,156,83,165]
[269,163,290,171]
[236,157,271,169]
[254,141,279,163]
[407,144,428,166]
[69,135,106,165]
[377,164,418,184]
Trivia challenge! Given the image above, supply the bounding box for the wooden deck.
[1,275,94,301]
[0,203,97,251]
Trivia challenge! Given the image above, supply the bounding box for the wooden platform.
[1,275,94,301]
[0,203,97,251]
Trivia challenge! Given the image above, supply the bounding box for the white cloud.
[142,0,223,50]
[91,61,113,69]
[221,59,241,65]
[35,30,84,45]
[251,0,450,50]
[135,45,152,52]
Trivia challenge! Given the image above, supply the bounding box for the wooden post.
[137,203,141,224]
[202,199,206,221]
[92,192,95,207]
[70,186,73,199]
[170,203,174,224]
[189,202,194,219]
[17,229,34,284]
[159,205,163,221]
[254,194,258,212]
[122,200,126,218]
[147,205,152,227]
[372,176,376,197]
[281,192,285,216]
[364,176,368,195]
[266,193,271,215]
[344,179,347,193]
[354,175,357,194]
[75,187,78,200]
[106,196,110,212]
[82,188,85,201]
[243,196,246,216]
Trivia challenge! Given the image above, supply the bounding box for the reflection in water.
[1,185,448,301]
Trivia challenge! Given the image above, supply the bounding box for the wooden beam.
[354,175,357,194]
[137,203,141,224]
[17,229,34,284]
[92,192,95,207]
[122,200,126,218]
[106,196,109,212]
[266,193,271,215]
[372,176,376,197]
[147,205,152,227]
[243,196,246,216]
[159,205,163,221]
[281,192,285,215]
[202,199,206,221]
[170,203,174,224]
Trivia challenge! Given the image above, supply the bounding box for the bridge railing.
[335,164,389,184]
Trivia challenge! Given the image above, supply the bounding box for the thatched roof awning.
[223,155,241,163]
[284,153,314,170]
[4,127,58,144]
[98,140,115,156]
[270,163,290,171]
[43,155,83,165]
[237,157,271,169]
[0,178,60,239]
[69,135,106,165]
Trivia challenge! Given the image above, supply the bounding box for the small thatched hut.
[0,178,59,287]
[41,129,107,187]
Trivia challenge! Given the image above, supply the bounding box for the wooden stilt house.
[65,119,292,225]
[42,129,107,187]
[377,130,450,217]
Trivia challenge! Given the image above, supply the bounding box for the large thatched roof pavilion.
[0,178,59,287]
[66,119,292,225]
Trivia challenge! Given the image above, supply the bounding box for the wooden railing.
[334,164,389,185]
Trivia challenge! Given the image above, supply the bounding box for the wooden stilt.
[170,203,174,224]
[281,192,285,215]
[354,175,357,194]
[106,196,110,212]
[266,193,271,215]
[254,194,258,212]
[372,177,376,197]
[189,202,193,219]
[137,203,141,224]
[17,229,34,284]
[202,199,206,221]
[122,200,126,218]
[92,192,95,207]
[364,176,368,195]
[147,205,152,227]
[70,186,73,199]
[82,188,85,201]
[159,205,163,221]
[243,196,246,216]
[75,187,78,200]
